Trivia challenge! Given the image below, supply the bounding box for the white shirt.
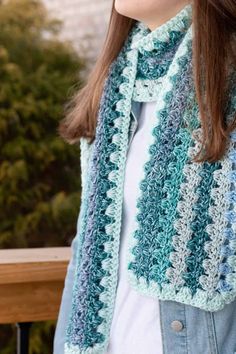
[106,101,163,354]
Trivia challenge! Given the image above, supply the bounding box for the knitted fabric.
[65,5,236,354]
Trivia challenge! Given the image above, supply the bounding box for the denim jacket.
[54,100,236,354]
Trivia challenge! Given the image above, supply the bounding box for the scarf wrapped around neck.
[65,5,236,353]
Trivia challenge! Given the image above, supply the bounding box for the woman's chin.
[114,0,142,19]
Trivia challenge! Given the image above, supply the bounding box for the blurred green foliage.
[0,0,86,352]
[0,0,85,248]
[0,321,56,354]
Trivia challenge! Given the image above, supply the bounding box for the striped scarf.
[65,5,236,354]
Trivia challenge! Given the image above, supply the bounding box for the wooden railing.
[0,247,71,354]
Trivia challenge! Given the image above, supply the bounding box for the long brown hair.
[58,1,236,163]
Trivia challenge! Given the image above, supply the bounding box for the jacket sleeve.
[73,137,93,243]
[80,137,94,199]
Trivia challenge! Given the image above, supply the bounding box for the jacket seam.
[206,311,219,354]
[159,300,167,354]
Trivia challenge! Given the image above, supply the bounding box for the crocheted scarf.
[65,5,236,354]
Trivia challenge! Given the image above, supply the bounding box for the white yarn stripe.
[225,135,236,290]
[132,77,164,102]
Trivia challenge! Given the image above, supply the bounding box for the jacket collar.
[131,100,142,123]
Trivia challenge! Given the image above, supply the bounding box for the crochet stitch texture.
[65,5,236,354]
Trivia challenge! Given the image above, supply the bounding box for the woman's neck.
[144,2,191,31]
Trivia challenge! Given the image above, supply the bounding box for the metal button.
[171,320,184,332]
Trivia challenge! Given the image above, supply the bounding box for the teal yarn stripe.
[65,32,137,349]
[128,47,194,285]
[183,161,221,295]
[149,129,192,284]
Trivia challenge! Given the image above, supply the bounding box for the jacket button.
[170,320,184,332]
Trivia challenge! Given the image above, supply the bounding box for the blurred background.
[0,0,111,352]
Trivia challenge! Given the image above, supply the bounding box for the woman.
[54,1,236,353]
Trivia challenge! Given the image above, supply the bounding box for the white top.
[106,101,163,354]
